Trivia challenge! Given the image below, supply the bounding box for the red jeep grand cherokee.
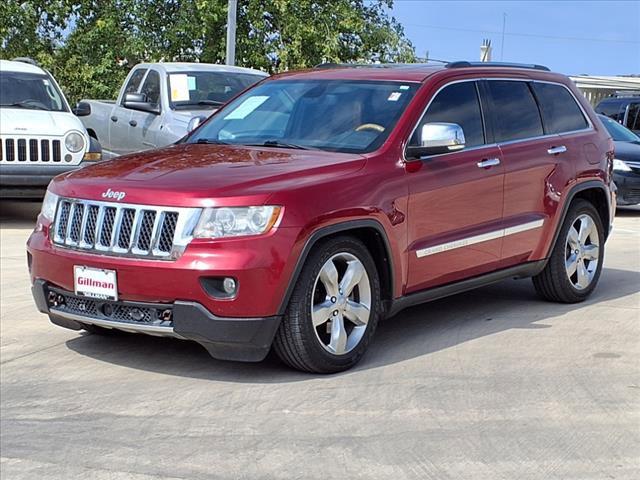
[28,61,615,373]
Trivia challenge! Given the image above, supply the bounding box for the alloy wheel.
[311,252,371,355]
[565,213,600,290]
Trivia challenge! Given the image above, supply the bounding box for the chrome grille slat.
[52,197,200,261]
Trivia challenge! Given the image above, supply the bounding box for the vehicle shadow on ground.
[0,200,42,228]
[65,266,640,383]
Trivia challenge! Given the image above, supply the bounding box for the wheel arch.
[547,180,611,258]
[277,220,395,316]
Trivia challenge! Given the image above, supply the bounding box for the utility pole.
[226,0,238,65]
[500,13,506,61]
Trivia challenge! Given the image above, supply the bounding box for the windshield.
[599,114,640,142]
[188,79,419,153]
[0,70,67,112]
[169,71,264,109]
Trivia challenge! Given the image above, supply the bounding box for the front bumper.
[32,280,281,362]
[613,170,640,206]
[0,162,94,198]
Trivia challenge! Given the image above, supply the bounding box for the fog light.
[223,277,237,295]
[64,154,72,162]
[161,309,173,322]
[47,291,57,305]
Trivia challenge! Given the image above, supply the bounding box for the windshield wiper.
[195,139,230,145]
[177,100,224,108]
[1,101,49,111]
[247,140,309,150]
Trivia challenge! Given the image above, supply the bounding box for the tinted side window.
[532,83,588,133]
[487,81,543,142]
[140,70,161,106]
[411,81,485,148]
[626,103,640,131]
[122,68,147,97]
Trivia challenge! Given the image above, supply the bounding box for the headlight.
[613,158,632,172]
[41,190,59,222]
[194,206,281,239]
[65,131,85,153]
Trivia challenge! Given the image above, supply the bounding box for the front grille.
[49,289,173,328]
[52,197,200,260]
[1,136,64,163]
[624,188,640,203]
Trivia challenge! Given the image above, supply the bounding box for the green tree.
[1,0,415,104]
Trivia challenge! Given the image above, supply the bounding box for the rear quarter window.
[487,80,544,142]
[531,82,588,134]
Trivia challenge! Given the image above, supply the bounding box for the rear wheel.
[533,199,604,303]
[274,236,382,373]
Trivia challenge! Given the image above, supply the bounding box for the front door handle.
[129,120,137,127]
[477,158,501,168]
[547,145,567,155]
[110,116,118,122]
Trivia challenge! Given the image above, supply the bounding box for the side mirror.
[72,101,91,117]
[406,122,466,159]
[123,93,160,114]
[187,115,208,133]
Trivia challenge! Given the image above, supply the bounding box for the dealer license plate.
[74,266,118,301]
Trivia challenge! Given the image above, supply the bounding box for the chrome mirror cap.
[420,122,466,150]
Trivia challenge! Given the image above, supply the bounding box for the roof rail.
[313,62,441,70]
[11,57,40,67]
[445,61,550,72]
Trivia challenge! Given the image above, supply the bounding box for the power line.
[403,22,640,45]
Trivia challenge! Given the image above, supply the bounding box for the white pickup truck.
[77,62,267,159]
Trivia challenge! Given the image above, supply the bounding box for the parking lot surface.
[1,200,639,479]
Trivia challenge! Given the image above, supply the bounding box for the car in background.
[595,94,640,134]
[0,58,102,199]
[599,114,640,206]
[77,63,268,159]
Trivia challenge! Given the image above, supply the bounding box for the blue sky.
[389,0,640,75]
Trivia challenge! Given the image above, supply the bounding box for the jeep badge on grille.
[102,188,126,201]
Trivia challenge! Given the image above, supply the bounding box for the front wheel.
[533,199,605,303]
[273,236,382,373]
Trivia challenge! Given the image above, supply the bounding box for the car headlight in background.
[65,131,85,153]
[40,190,59,222]
[612,158,632,172]
[194,206,281,239]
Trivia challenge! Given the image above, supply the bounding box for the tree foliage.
[1,0,415,103]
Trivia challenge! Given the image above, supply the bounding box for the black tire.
[533,199,605,303]
[273,236,382,373]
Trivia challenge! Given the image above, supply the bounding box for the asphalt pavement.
[1,200,639,479]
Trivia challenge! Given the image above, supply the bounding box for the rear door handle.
[110,116,118,122]
[547,145,567,155]
[129,120,137,127]
[477,158,501,168]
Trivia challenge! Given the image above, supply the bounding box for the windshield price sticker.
[387,92,402,101]
[170,74,191,102]
[223,96,269,120]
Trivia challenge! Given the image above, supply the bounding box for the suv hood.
[613,140,640,162]
[50,143,366,207]
[0,109,85,136]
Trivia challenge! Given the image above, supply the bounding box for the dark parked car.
[595,94,640,134]
[599,114,640,206]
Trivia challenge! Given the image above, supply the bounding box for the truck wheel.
[274,236,382,373]
[533,199,605,303]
